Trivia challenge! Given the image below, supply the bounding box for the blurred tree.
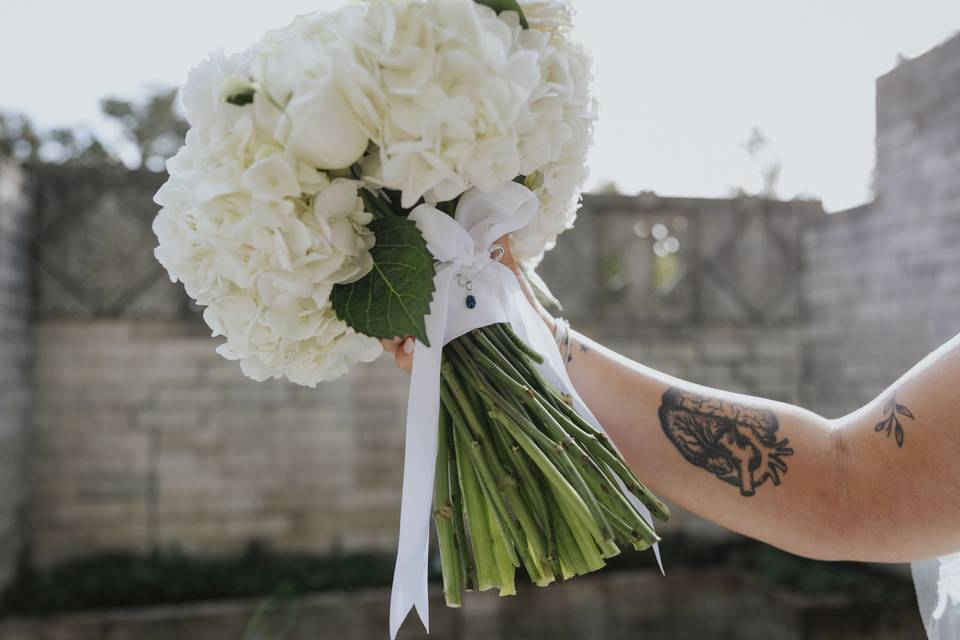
[0,112,42,162]
[740,126,782,197]
[1,111,118,167]
[0,86,186,170]
[101,88,187,171]
[44,127,118,168]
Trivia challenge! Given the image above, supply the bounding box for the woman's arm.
[559,326,960,563]
[383,238,960,563]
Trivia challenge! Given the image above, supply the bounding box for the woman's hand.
[381,234,554,372]
[381,334,417,373]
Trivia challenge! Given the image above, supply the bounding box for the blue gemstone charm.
[465,294,477,309]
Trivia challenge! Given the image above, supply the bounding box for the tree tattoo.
[658,387,794,497]
[874,393,914,447]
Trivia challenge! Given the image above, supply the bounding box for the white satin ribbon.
[915,551,960,639]
[388,181,662,639]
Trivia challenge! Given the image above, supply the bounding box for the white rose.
[282,77,370,170]
[518,0,575,33]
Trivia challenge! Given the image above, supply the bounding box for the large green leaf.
[474,0,529,28]
[331,216,436,345]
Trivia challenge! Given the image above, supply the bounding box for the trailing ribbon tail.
[388,182,660,639]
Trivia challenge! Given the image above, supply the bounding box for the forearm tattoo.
[874,392,914,447]
[658,387,794,497]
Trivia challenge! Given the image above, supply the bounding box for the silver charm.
[456,274,477,309]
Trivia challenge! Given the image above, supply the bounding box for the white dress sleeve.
[914,551,960,638]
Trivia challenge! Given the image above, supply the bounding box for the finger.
[395,350,412,373]
[395,338,414,373]
[494,235,522,276]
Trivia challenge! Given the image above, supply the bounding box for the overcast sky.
[2,1,958,211]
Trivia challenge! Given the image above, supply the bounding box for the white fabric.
[914,552,960,638]
[388,182,661,638]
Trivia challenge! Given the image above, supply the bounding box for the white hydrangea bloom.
[346,0,542,208]
[153,52,381,387]
[518,0,575,33]
[512,26,598,266]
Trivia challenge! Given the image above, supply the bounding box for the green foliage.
[101,87,187,171]
[331,215,436,345]
[358,187,397,220]
[603,535,916,604]
[0,537,913,616]
[225,89,256,107]
[1,85,185,170]
[474,0,529,28]
[0,543,396,616]
[0,110,119,168]
[44,127,117,167]
[0,112,42,162]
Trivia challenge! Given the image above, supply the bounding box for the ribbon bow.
[388,182,661,639]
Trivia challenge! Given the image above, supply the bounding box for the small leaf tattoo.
[874,393,914,447]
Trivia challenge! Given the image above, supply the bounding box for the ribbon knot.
[387,182,661,640]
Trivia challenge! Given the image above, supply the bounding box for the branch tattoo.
[658,387,794,497]
[874,393,914,447]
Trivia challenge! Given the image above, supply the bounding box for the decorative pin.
[457,274,476,309]
[456,244,503,310]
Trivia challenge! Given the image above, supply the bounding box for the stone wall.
[24,165,397,564]
[31,320,407,565]
[27,168,820,564]
[25,161,411,562]
[0,160,33,586]
[801,33,960,417]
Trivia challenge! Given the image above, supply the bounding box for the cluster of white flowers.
[346,0,597,265]
[153,47,382,387]
[511,0,598,265]
[153,0,597,384]
[348,0,541,207]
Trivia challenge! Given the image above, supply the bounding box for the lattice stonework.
[696,201,807,326]
[33,166,188,319]
[539,194,822,329]
[30,165,821,327]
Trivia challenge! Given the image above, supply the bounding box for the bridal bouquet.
[152,0,669,635]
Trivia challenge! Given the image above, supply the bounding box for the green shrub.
[0,536,913,616]
[1,541,396,616]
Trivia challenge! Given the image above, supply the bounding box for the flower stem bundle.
[433,324,670,605]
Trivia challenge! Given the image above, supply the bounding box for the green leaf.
[225,89,255,107]
[474,0,529,28]
[331,216,436,345]
[358,187,396,220]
